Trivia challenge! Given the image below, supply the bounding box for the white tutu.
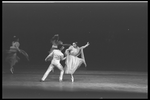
[65,55,83,74]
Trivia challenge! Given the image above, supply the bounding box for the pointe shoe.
[10,69,13,74]
[59,78,63,82]
[71,78,74,82]
[40,79,45,82]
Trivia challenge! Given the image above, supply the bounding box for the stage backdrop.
[2,3,147,72]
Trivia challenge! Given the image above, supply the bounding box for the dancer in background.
[48,34,71,72]
[49,34,71,54]
[6,36,29,74]
[64,42,90,82]
[41,46,65,82]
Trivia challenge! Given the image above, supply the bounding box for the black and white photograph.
[2,1,148,99]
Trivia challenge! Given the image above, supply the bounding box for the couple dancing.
[41,34,89,82]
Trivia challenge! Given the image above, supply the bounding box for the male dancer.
[40,46,65,82]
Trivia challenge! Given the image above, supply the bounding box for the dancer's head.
[72,42,77,48]
[59,46,64,51]
[54,34,59,40]
[51,34,59,44]
[13,36,19,42]
[54,34,59,36]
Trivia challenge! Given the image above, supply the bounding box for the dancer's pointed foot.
[40,79,45,82]
[10,68,13,74]
[59,77,63,82]
[71,74,74,82]
[71,78,74,82]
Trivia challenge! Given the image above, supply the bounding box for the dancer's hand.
[17,48,21,52]
[55,34,59,36]
[87,42,90,46]
[45,58,47,62]
[62,57,66,60]
[81,42,90,49]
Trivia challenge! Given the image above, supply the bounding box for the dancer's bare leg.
[10,66,14,74]
[41,64,54,81]
[10,60,17,74]
[71,74,74,82]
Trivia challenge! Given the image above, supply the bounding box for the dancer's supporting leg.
[41,64,54,81]
[10,59,17,74]
[10,65,14,74]
[57,63,64,82]
[71,74,74,82]
[59,69,64,82]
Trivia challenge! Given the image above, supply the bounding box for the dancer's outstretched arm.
[80,42,90,49]
[45,51,53,61]
[61,43,71,46]
[19,49,29,61]
[16,46,21,52]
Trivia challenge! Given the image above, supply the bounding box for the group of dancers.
[5,34,89,82]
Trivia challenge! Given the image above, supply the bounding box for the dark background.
[2,3,147,72]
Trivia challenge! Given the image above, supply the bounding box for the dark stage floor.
[2,66,147,99]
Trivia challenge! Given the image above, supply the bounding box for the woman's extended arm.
[80,42,90,49]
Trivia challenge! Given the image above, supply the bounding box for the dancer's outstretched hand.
[87,42,90,46]
[45,58,47,62]
[55,34,59,36]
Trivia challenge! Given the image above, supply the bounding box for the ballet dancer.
[64,42,89,82]
[40,46,65,82]
[6,36,29,74]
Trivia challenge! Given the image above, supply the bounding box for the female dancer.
[6,36,29,74]
[64,42,90,82]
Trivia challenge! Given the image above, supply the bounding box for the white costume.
[41,49,64,81]
[65,46,84,74]
[65,42,89,82]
